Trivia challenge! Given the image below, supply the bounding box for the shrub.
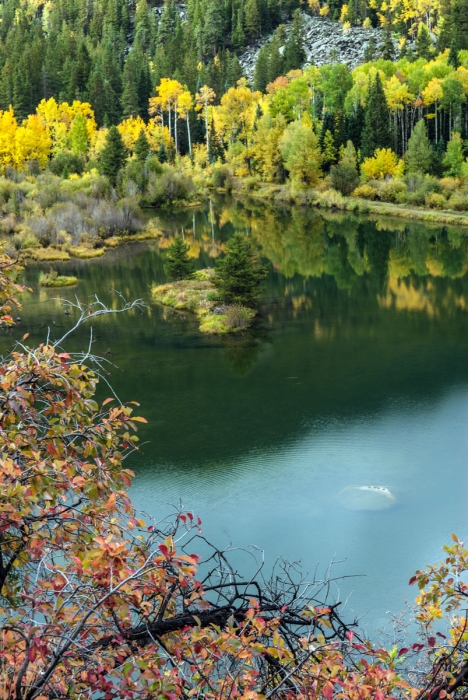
[35,180,66,210]
[406,190,426,206]
[378,179,407,203]
[143,168,195,207]
[425,192,447,209]
[212,164,233,191]
[448,193,468,211]
[329,163,360,196]
[0,179,14,206]
[49,151,85,177]
[224,304,254,330]
[439,177,460,193]
[352,184,378,200]
[316,188,347,208]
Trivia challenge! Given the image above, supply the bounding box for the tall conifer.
[361,74,392,158]
[100,125,127,185]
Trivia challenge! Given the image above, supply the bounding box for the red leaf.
[322,681,334,700]
[398,648,409,657]
[412,643,424,652]
[27,646,37,662]
[159,544,169,556]
[436,632,446,639]
[194,643,202,654]
[428,637,436,648]
[409,576,417,586]
[346,631,354,643]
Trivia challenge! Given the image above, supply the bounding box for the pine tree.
[321,129,337,171]
[334,110,347,150]
[452,0,468,51]
[268,33,284,84]
[361,73,392,158]
[254,45,270,92]
[158,142,168,163]
[406,119,433,173]
[232,9,245,51]
[100,125,127,185]
[364,37,376,62]
[163,236,195,281]
[347,102,365,149]
[415,23,433,59]
[244,0,261,38]
[443,131,465,176]
[208,119,224,162]
[158,0,177,46]
[213,233,267,308]
[202,0,226,55]
[121,55,140,118]
[448,40,460,68]
[134,129,150,163]
[283,10,305,71]
[381,22,395,59]
[134,0,151,51]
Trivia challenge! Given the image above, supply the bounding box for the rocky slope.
[239,13,393,79]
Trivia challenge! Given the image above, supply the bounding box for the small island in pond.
[152,233,266,334]
[39,269,78,287]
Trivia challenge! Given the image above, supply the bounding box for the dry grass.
[23,248,71,261]
[68,246,106,259]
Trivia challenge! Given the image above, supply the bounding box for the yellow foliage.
[117,116,148,150]
[422,77,443,107]
[146,121,172,153]
[15,114,51,169]
[0,108,18,170]
[88,128,109,160]
[36,98,97,154]
[215,79,261,144]
[361,149,404,180]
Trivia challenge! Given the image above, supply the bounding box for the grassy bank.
[231,180,468,228]
[151,269,255,335]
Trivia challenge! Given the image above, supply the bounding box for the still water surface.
[4,198,468,633]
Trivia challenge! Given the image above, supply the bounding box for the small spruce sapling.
[213,233,268,307]
[163,235,195,281]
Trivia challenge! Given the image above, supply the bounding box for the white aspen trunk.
[168,101,172,138]
[175,101,178,154]
[186,113,192,157]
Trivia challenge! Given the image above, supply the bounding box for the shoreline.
[231,182,468,228]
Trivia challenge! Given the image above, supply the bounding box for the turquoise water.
[5,198,468,633]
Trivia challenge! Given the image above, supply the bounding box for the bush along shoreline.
[152,234,266,335]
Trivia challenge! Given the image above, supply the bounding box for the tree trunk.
[186,112,192,157]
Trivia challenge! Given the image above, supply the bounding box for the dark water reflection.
[3,197,468,632]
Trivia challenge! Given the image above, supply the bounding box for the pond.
[4,196,468,634]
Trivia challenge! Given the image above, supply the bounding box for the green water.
[4,197,468,633]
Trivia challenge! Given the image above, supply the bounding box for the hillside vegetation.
[1,0,468,252]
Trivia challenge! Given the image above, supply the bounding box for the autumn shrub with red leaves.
[0,244,468,700]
